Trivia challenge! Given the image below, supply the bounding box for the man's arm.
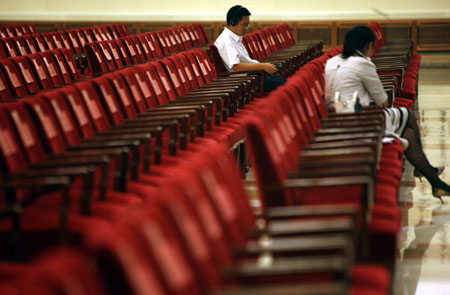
[233,62,278,74]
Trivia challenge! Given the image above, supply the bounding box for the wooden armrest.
[281,176,374,231]
[256,215,356,238]
[13,166,94,178]
[217,70,264,77]
[131,111,197,144]
[316,125,382,136]
[118,119,179,155]
[307,138,379,150]
[88,132,152,177]
[263,217,354,238]
[298,155,376,170]
[263,204,358,220]
[191,86,243,108]
[209,281,348,295]
[1,176,71,241]
[217,70,265,96]
[310,131,382,144]
[8,166,94,215]
[301,146,374,158]
[179,93,233,117]
[29,155,109,169]
[221,255,349,281]
[49,147,131,192]
[160,102,214,131]
[321,119,383,128]
[127,114,190,150]
[289,165,372,179]
[1,175,70,189]
[140,109,204,140]
[235,234,352,258]
[50,147,129,159]
[170,98,223,126]
[71,139,140,149]
[69,140,141,179]
[326,108,384,118]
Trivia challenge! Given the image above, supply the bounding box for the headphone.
[230,6,243,26]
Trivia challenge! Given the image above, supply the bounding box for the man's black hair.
[227,5,251,26]
[342,26,376,58]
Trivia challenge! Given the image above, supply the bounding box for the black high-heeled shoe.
[414,166,445,182]
[432,187,449,204]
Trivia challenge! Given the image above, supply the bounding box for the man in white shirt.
[214,5,286,92]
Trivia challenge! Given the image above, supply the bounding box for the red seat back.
[0,59,28,97]
[9,56,39,94]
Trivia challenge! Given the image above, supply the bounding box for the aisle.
[394,66,450,295]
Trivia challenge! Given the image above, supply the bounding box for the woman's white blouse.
[324,54,388,107]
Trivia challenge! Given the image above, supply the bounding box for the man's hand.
[261,63,278,74]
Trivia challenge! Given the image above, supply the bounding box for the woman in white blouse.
[325,26,449,202]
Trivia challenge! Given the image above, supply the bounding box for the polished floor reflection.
[394,58,450,295]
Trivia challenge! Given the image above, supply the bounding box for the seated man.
[214,5,286,92]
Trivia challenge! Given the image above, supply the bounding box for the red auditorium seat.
[21,35,39,54]
[0,38,19,57]
[30,34,48,52]
[9,56,40,94]
[64,30,83,54]
[25,53,53,89]
[0,59,28,97]
[0,67,13,99]
[40,33,57,50]
[49,49,72,84]
[38,51,65,86]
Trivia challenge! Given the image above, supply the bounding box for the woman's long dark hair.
[342,26,375,58]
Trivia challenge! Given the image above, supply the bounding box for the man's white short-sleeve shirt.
[214,27,259,72]
[324,54,388,107]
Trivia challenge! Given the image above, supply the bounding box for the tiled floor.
[394,59,450,295]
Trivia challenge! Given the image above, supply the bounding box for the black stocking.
[403,128,450,190]
[406,109,423,149]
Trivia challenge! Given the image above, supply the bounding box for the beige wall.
[1,0,449,21]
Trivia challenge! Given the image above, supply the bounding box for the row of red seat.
[0,24,129,58]
[0,23,214,98]
[84,24,212,76]
[0,20,410,294]
[241,39,415,294]
[0,140,368,294]
[0,48,80,99]
[0,44,395,295]
[0,23,37,38]
[243,23,318,59]
[0,37,277,292]
[153,24,211,55]
[247,54,404,255]
[84,32,167,76]
[1,23,310,101]
[369,21,421,108]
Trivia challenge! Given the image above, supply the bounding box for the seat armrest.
[262,204,359,220]
[1,175,71,241]
[209,281,348,295]
[234,234,353,259]
[221,255,349,281]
